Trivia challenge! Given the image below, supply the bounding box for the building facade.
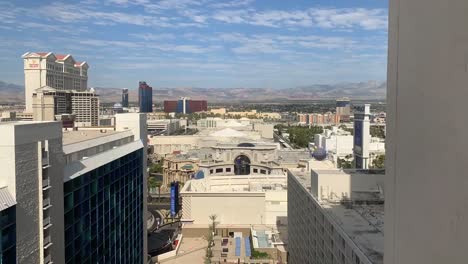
[336,98,351,122]
[353,105,371,169]
[71,89,99,126]
[297,113,341,126]
[0,113,148,264]
[162,156,199,189]
[0,187,16,264]
[32,86,99,126]
[23,52,88,113]
[163,98,207,114]
[288,168,384,264]
[138,81,153,113]
[122,88,129,107]
[385,1,468,263]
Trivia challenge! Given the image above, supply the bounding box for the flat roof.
[290,168,384,264]
[64,140,143,181]
[62,130,125,145]
[183,175,287,193]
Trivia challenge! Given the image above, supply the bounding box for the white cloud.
[212,10,249,24]
[311,8,387,30]
[38,3,176,27]
[80,39,142,48]
[212,7,388,30]
[128,33,176,41]
[210,0,254,9]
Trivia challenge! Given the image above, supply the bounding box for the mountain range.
[0,80,386,104]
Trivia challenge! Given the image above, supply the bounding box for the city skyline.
[0,0,388,89]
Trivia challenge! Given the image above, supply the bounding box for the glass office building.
[138,81,153,113]
[63,150,144,264]
[0,205,16,264]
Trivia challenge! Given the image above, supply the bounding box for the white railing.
[44,236,51,247]
[44,254,52,263]
[43,198,51,209]
[43,217,51,228]
[43,179,50,189]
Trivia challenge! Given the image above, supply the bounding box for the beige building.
[209,108,227,115]
[23,52,88,113]
[32,86,99,126]
[162,156,200,189]
[71,89,99,126]
[181,174,287,226]
[24,52,98,126]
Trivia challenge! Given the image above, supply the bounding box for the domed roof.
[313,148,327,161]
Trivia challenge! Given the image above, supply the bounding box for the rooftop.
[183,174,287,193]
[62,130,126,145]
[0,186,16,211]
[290,167,384,264]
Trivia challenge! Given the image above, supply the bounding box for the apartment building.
[71,89,99,126]
[32,86,99,126]
[0,113,148,264]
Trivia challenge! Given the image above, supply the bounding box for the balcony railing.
[43,217,52,229]
[42,157,49,168]
[44,254,52,264]
[42,179,50,190]
[43,198,51,209]
[43,236,52,249]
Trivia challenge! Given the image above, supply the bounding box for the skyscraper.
[22,52,88,113]
[138,81,153,113]
[0,113,148,263]
[122,88,129,107]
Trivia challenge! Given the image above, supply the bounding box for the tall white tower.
[353,104,371,169]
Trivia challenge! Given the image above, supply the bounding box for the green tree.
[370,126,386,139]
[338,158,354,169]
[372,154,385,169]
[147,177,162,201]
[149,158,164,174]
[287,126,323,148]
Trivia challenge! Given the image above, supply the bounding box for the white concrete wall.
[386,1,468,263]
[312,170,384,202]
[148,135,201,155]
[184,194,266,225]
[264,191,287,225]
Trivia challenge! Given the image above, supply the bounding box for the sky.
[0,0,388,89]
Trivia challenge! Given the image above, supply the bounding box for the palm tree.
[209,214,217,235]
[148,177,158,198]
[155,181,162,202]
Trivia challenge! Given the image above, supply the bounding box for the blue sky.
[0,0,388,89]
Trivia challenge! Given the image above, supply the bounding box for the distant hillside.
[94,80,386,103]
[0,80,386,104]
[0,81,24,102]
